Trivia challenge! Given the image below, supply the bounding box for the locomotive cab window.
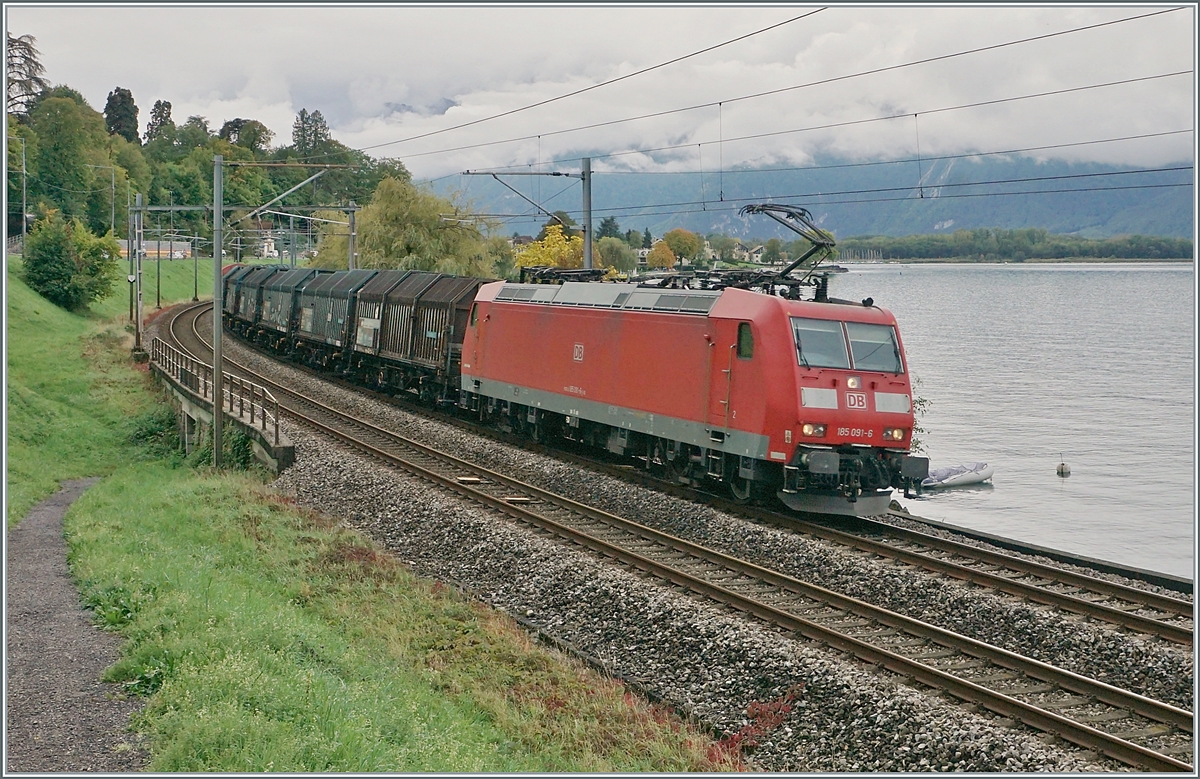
[469,303,478,327]
[846,322,903,373]
[737,322,754,359]
[791,318,849,369]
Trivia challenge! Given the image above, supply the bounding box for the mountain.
[433,155,1193,240]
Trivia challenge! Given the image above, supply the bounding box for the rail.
[150,336,281,446]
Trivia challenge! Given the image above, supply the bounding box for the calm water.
[831,262,1195,579]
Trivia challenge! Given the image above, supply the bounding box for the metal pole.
[109,167,115,236]
[290,214,296,267]
[19,138,26,242]
[347,203,357,270]
[127,184,134,322]
[156,213,161,309]
[582,157,593,269]
[134,194,145,354]
[213,155,224,467]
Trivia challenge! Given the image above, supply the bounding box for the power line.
[486,181,1193,225]
[351,9,826,155]
[483,167,1191,223]
[585,130,1196,176]
[397,7,1186,167]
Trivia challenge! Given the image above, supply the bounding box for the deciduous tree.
[516,224,583,269]
[536,210,579,240]
[23,211,120,310]
[596,236,636,272]
[663,227,701,263]
[646,241,676,269]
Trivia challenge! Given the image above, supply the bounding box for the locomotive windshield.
[791,318,904,374]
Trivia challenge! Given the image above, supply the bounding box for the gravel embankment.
[275,425,1118,772]
[215,330,1191,713]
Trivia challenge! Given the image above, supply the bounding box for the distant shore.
[836,257,1194,265]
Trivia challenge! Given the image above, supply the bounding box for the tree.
[536,210,579,241]
[143,99,175,143]
[663,228,701,263]
[761,237,784,264]
[313,176,506,277]
[219,118,274,153]
[708,234,736,262]
[646,241,676,269]
[28,96,107,220]
[6,33,49,117]
[624,228,642,250]
[596,215,621,239]
[515,224,583,269]
[176,115,212,151]
[596,236,636,272]
[103,87,139,144]
[23,211,120,310]
[642,228,653,249]
[292,108,331,156]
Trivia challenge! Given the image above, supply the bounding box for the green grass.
[7,253,733,771]
[6,255,161,526]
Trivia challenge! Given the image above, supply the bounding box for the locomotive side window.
[846,322,903,373]
[737,322,754,359]
[791,318,850,369]
[469,303,478,327]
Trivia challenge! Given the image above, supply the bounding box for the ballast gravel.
[274,425,1118,772]
[217,329,1193,714]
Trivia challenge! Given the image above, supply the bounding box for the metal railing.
[151,337,281,446]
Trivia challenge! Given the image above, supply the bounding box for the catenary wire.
[397,8,1186,168]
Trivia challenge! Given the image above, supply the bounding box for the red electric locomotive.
[460,278,926,515]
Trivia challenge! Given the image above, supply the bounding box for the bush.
[22,211,121,310]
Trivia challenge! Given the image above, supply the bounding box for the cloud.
[8,5,1193,179]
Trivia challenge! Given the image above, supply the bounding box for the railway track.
[164,302,1194,771]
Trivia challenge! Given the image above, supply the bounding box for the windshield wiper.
[796,339,810,368]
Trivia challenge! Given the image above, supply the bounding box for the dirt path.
[6,478,148,772]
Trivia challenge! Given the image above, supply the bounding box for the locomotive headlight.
[883,427,906,441]
[801,423,827,437]
[846,376,862,389]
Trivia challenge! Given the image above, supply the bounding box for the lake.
[831,262,1195,579]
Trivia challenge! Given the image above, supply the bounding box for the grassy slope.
[6,258,731,771]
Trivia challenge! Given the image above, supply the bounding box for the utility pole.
[290,214,296,267]
[212,155,224,467]
[133,193,145,357]
[347,202,357,270]
[581,157,592,269]
[127,184,134,322]
[462,162,594,267]
[9,136,27,243]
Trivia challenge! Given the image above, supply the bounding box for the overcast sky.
[6,4,1196,180]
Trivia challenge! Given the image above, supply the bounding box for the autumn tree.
[536,210,579,240]
[6,33,49,118]
[596,235,636,272]
[103,87,139,143]
[516,224,583,269]
[663,227,701,263]
[646,241,676,269]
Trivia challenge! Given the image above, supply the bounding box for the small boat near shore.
[922,462,995,489]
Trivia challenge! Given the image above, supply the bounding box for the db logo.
[573,343,585,362]
[846,392,868,409]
